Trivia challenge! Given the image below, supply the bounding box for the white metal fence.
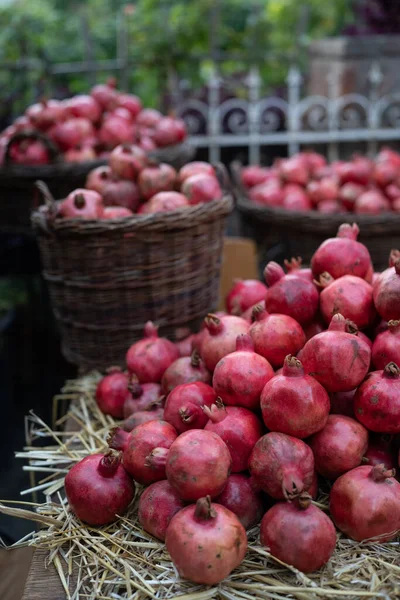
[176,62,400,164]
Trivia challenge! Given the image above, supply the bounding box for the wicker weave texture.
[232,162,400,269]
[32,192,232,370]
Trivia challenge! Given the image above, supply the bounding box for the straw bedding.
[1,372,399,600]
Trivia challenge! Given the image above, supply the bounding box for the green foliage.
[0,0,354,114]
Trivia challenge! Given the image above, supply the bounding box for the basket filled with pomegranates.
[232,149,400,269]
[31,155,232,370]
[0,79,193,233]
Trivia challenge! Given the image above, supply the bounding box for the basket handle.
[34,180,58,220]
[214,162,232,197]
[4,130,60,165]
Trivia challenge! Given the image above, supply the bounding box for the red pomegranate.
[85,166,113,195]
[138,480,185,541]
[123,377,161,418]
[330,464,400,542]
[59,189,103,219]
[225,279,267,315]
[66,95,102,123]
[138,191,189,214]
[355,190,390,214]
[373,257,400,321]
[260,493,336,573]
[126,321,179,383]
[138,163,176,199]
[96,367,130,418]
[102,178,141,211]
[152,117,187,147]
[212,334,274,410]
[318,273,376,329]
[308,415,369,479]
[178,161,215,184]
[161,351,211,394]
[300,313,371,392]
[249,432,314,500]
[99,115,135,149]
[117,93,142,119]
[181,173,222,205]
[260,355,330,438]
[200,313,249,372]
[91,78,118,110]
[372,320,400,369]
[354,362,400,433]
[264,261,319,325]
[241,165,275,189]
[163,381,216,433]
[214,474,264,529]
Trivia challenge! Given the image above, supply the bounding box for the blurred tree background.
[0,0,356,122]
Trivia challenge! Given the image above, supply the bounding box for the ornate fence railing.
[176,62,400,164]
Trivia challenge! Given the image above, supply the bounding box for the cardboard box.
[218,237,258,310]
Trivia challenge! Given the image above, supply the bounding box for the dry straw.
[1,372,399,600]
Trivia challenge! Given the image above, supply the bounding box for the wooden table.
[23,549,67,600]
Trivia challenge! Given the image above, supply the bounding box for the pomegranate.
[249,306,306,368]
[385,183,400,201]
[354,362,400,433]
[241,300,266,322]
[279,156,309,186]
[165,495,247,585]
[248,182,284,207]
[318,273,376,329]
[96,367,130,418]
[303,151,327,174]
[373,258,400,321]
[200,313,249,371]
[309,415,368,479]
[98,115,135,149]
[249,432,314,500]
[166,429,231,501]
[204,400,263,472]
[392,198,400,212]
[329,389,356,417]
[261,355,330,438]
[181,173,222,205]
[138,191,189,214]
[372,320,400,369]
[103,178,141,212]
[338,182,365,210]
[163,381,216,433]
[264,261,319,325]
[123,377,161,417]
[214,474,263,529]
[161,351,211,395]
[282,185,312,211]
[303,314,326,341]
[300,313,371,392]
[91,78,118,109]
[59,189,103,219]
[10,139,50,165]
[117,93,142,119]
[121,407,164,431]
[311,223,372,280]
[373,161,397,188]
[109,107,134,123]
[307,177,339,205]
[85,166,113,194]
[212,334,274,410]
[225,279,267,315]
[241,165,274,189]
[336,158,370,185]
[317,199,342,213]
[178,161,215,184]
[136,108,162,128]
[260,493,336,573]
[26,99,66,130]
[377,147,400,167]
[108,420,177,484]
[66,95,102,123]
[152,117,187,147]
[64,144,96,162]
[50,118,94,151]
[355,190,390,214]
[138,480,185,541]
[175,332,197,357]
[136,163,176,199]
[126,321,179,383]
[102,206,133,219]
[65,450,134,525]
[283,257,313,282]
[330,464,400,542]
[363,435,397,470]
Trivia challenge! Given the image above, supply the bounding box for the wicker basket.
[32,166,233,371]
[231,161,400,271]
[0,131,195,235]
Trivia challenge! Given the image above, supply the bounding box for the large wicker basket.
[0,131,195,234]
[232,161,400,271]
[32,167,233,371]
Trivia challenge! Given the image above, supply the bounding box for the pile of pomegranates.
[242,148,400,214]
[54,157,222,218]
[64,222,400,585]
[0,79,187,166]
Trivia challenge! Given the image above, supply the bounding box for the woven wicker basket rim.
[231,160,400,234]
[32,193,233,235]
